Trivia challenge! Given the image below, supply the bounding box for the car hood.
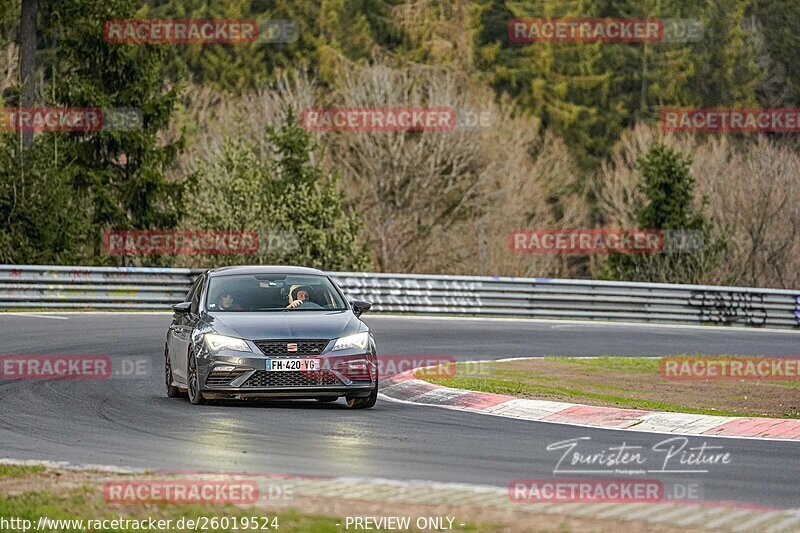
[203,310,364,341]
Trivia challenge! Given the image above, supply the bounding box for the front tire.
[187,348,207,405]
[165,344,185,398]
[346,381,378,409]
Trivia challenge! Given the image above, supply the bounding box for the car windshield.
[206,274,346,312]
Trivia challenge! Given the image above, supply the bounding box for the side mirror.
[172,301,192,314]
[351,300,372,317]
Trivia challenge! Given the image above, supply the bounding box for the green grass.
[416,356,800,418]
[0,488,371,532]
[560,356,800,390]
[423,374,749,416]
[0,487,488,532]
[561,356,660,373]
[0,465,45,478]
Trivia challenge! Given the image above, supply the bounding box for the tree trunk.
[19,0,38,148]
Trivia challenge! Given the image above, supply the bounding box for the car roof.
[207,265,327,277]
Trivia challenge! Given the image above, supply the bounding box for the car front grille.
[255,340,329,356]
[242,370,341,388]
[205,369,248,387]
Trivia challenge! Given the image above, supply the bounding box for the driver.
[286,286,310,308]
[286,285,321,309]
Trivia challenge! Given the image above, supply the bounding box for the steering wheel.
[296,301,324,310]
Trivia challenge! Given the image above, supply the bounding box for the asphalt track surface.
[0,313,798,509]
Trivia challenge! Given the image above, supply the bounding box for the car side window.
[190,276,205,314]
[185,276,201,303]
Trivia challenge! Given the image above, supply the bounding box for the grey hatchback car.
[164,266,378,408]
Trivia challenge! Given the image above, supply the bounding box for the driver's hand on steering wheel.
[286,299,303,308]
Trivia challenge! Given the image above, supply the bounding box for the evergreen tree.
[267,113,370,270]
[474,0,761,167]
[143,0,273,92]
[185,110,370,271]
[637,145,703,229]
[474,0,536,101]
[143,0,403,91]
[751,0,800,108]
[42,0,185,262]
[605,144,724,284]
[0,133,92,264]
[687,0,760,108]
[475,0,628,167]
[613,0,698,122]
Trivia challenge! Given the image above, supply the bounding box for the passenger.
[216,292,244,311]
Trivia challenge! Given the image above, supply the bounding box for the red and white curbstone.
[379,371,800,441]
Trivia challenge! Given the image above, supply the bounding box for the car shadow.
[208,398,349,409]
[153,396,372,410]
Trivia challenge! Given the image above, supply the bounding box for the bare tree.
[597,124,800,289]
[174,66,588,276]
[322,64,587,275]
[0,43,18,96]
[695,136,800,288]
[172,72,318,178]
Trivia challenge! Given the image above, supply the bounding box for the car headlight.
[332,332,370,351]
[204,334,252,353]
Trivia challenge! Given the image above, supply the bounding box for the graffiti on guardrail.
[3,266,796,330]
[0,268,99,281]
[345,291,481,307]
[795,296,800,326]
[64,269,93,279]
[688,290,767,326]
[339,277,482,291]
[38,269,96,280]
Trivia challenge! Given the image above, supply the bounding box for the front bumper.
[195,341,378,399]
[202,385,375,400]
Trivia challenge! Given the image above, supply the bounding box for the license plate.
[265,358,320,371]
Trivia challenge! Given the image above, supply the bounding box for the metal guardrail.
[1,265,799,329]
